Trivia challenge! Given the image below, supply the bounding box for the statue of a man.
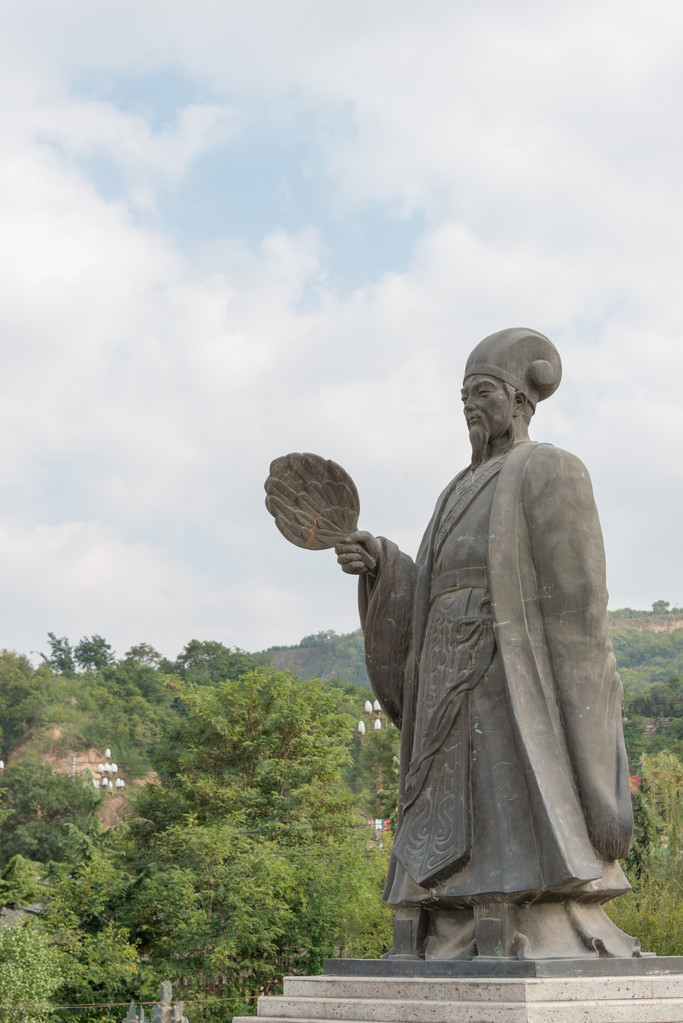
[335,328,638,960]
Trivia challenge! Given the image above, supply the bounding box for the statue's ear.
[513,390,526,415]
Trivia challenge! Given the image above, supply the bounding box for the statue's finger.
[343,529,375,544]
[341,561,368,575]
[337,552,359,565]
[357,548,377,571]
[335,542,359,556]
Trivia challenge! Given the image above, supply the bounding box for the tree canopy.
[0,660,392,1020]
[0,614,682,1015]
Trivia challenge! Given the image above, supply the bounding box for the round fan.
[265,452,360,550]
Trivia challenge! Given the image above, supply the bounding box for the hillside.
[609,608,683,691]
[2,607,682,789]
[260,608,683,694]
[262,629,371,689]
[0,636,379,887]
[0,635,373,793]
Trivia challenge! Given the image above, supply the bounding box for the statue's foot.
[566,901,645,958]
[380,949,424,961]
[415,900,644,961]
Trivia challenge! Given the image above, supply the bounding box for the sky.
[0,0,682,661]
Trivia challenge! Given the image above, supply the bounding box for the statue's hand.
[335,531,381,575]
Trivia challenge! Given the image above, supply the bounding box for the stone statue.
[265,327,639,961]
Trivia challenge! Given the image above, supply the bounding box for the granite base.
[232,959,683,1023]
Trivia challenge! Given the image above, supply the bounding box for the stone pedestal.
[233,959,683,1023]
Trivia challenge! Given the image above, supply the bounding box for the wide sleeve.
[522,445,633,860]
[358,538,418,729]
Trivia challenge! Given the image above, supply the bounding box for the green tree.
[40,633,76,677]
[0,652,50,754]
[618,751,683,885]
[74,635,115,672]
[608,750,683,955]
[124,669,392,1010]
[624,769,659,881]
[163,639,259,685]
[0,762,102,868]
[122,643,162,667]
[40,835,140,1022]
[644,750,683,869]
[629,683,679,718]
[0,921,61,1023]
[606,880,683,957]
[353,725,401,826]
[666,672,683,692]
[0,855,45,908]
[81,660,181,764]
[263,629,371,689]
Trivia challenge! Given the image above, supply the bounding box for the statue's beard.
[469,422,490,466]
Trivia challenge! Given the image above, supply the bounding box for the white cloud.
[0,0,680,661]
[0,518,229,657]
[44,100,240,211]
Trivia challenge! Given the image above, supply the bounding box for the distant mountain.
[259,609,683,694]
[3,609,681,787]
[260,629,370,689]
[609,609,683,691]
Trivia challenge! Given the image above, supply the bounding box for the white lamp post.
[356,697,388,741]
[97,748,124,793]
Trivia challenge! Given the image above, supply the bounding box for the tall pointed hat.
[464,328,562,408]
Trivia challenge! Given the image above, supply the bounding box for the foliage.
[11,616,683,1007]
[8,616,683,784]
[629,751,683,881]
[0,635,273,804]
[351,725,401,826]
[71,663,180,771]
[622,676,683,767]
[622,713,646,773]
[0,642,395,1015]
[40,634,76,678]
[159,640,262,686]
[263,612,683,696]
[262,629,371,689]
[627,679,683,717]
[0,762,102,869]
[608,750,683,955]
[612,626,683,691]
[40,836,140,1022]
[0,651,55,755]
[263,612,683,726]
[0,921,61,1023]
[1,665,180,780]
[606,880,683,956]
[125,668,392,1010]
[74,635,116,673]
[139,668,356,833]
[121,643,162,667]
[610,602,683,620]
[0,855,45,908]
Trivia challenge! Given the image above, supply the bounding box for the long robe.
[359,441,633,909]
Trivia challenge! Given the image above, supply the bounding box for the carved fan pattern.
[264,452,360,550]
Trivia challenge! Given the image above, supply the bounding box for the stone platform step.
[282,975,683,1002]
[233,971,683,1023]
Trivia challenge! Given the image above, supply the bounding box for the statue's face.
[461,374,515,439]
